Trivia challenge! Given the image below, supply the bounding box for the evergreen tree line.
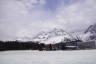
[0,40,67,51]
[0,39,81,51]
[0,41,46,51]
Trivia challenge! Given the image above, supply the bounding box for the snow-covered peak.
[85,23,96,34]
[32,28,74,44]
[84,23,96,41]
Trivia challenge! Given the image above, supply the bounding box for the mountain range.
[85,23,96,40]
[16,23,96,43]
[32,23,96,43]
[32,28,76,44]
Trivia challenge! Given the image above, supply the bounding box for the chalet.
[77,40,96,49]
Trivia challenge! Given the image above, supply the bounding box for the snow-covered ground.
[0,50,96,64]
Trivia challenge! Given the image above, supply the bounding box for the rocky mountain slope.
[85,23,96,40]
[32,28,75,44]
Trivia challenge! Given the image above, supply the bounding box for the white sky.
[0,0,96,40]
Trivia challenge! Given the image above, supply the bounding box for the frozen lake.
[0,50,96,64]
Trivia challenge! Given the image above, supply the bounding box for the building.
[77,40,96,49]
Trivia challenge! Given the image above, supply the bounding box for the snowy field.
[0,50,96,64]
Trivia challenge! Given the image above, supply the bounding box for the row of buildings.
[44,40,96,50]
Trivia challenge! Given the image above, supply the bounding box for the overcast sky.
[0,0,96,40]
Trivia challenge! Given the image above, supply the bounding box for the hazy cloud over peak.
[0,0,96,40]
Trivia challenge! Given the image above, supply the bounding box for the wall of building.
[77,40,96,49]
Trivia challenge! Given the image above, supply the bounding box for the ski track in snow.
[0,50,96,64]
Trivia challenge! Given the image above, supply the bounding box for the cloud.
[53,0,96,32]
[0,0,96,40]
[0,0,46,40]
[17,0,45,9]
